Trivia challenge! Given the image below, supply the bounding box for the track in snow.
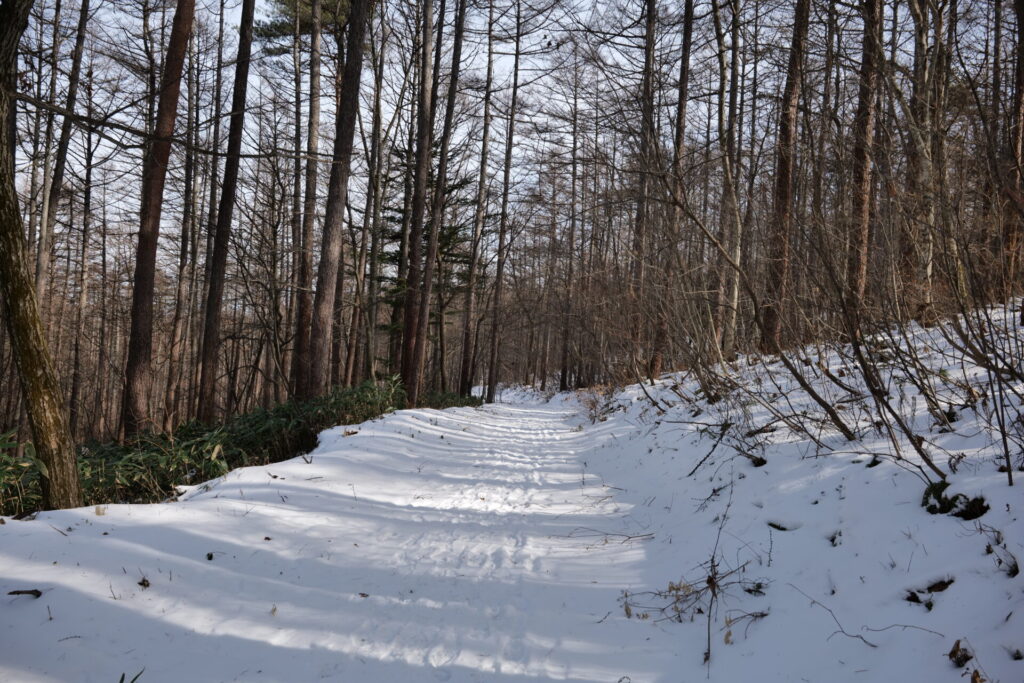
[1,401,672,682]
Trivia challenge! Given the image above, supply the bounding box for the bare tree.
[306,0,371,397]
[485,0,523,403]
[121,0,196,436]
[459,0,494,397]
[197,0,256,423]
[291,0,322,400]
[0,0,81,509]
[409,0,468,406]
[845,0,884,322]
[761,0,810,350]
[400,0,435,397]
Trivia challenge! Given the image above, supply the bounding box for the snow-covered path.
[6,363,1021,683]
[1,401,673,682]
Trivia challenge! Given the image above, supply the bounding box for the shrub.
[1,380,481,516]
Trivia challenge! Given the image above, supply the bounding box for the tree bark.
[1007,0,1024,298]
[400,0,435,394]
[197,0,255,424]
[307,0,371,398]
[761,0,810,350]
[845,0,884,321]
[38,0,90,316]
[290,0,322,399]
[0,0,81,509]
[459,0,494,397]
[486,0,523,403]
[69,81,96,439]
[121,0,196,437]
[409,0,467,406]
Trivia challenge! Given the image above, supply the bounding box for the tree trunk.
[716,0,743,357]
[486,1,522,403]
[761,0,809,350]
[364,15,387,382]
[290,0,322,399]
[459,0,494,397]
[38,0,90,318]
[389,86,417,374]
[400,0,435,394]
[1007,0,1024,300]
[561,49,583,391]
[633,0,656,371]
[197,0,255,424]
[33,0,62,313]
[163,34,199,432]
[307,0,371,398]
[409,0,467,406]
[121,0,196,437]
[69,87,96,439]
[0,0,81,509]
[845,0,884,321]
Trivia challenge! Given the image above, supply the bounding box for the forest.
[0,0,1022,680]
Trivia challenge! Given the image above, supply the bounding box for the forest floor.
[1,317,1022,682]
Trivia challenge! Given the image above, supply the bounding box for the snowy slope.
[1,313,1021,682]
[576,309,1023,683]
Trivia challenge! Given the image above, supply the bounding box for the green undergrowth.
[1,380,481,516]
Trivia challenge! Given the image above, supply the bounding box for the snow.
[2,313,1022,682]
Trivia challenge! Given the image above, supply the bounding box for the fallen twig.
[863,623,944,638]
[788,583,877,648]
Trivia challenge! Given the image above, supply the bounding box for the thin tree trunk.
[459,0,494,397]
[121,0,196,437]
[291,0,321,399]
[33,0,61,311]
[633,0,656,370]
[197,0,255,424]
[164,34,199,432]
[845,0,884,321]
[761,0,809,350]
[364,16,387,382]
[96,201,109,439]
[1007,0,1024,300]
[39,0,90,319]
[561,54,581,391]
[400,0,435,393]
[713,0,743,356]
[650,0,694,378]
[69,88,96,438]
[307,0,371,398]
[486,1,522,403]
[409,0,467,406]
[283,4,303,396]
[390,85,417,373]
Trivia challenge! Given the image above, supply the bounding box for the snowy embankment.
[1,313,1021,682]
